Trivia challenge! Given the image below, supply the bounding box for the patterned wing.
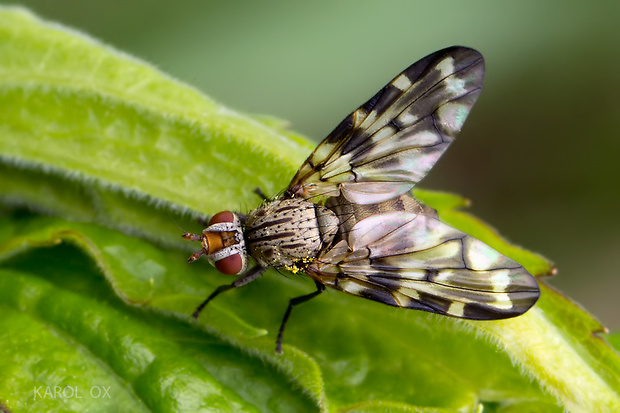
[309,211,540,319]
[288,46,485,205]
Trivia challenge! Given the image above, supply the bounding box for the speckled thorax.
[244,198,339,270]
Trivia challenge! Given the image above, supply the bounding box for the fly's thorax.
[201,211,248,275]
[245,198,339,269]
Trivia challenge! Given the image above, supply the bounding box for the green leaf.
[608,333,620,353]
[0,7,618,412]
[0,6,312,246]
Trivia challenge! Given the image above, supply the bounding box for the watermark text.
[33,385,111,400]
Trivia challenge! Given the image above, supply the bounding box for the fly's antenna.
[168,212,207,239]
[168,212,188,235]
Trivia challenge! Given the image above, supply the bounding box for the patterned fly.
[184,46,540,353]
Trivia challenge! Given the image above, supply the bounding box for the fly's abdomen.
[325,193,434,237]
[245,198,338,269]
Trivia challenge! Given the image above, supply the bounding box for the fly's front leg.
[276,280,325,354]
[193,266,266,318]
[254,187,269,201]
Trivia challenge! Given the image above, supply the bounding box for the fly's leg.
[193,266,266,318]
[276,280,325,354]
[254,187,269,201]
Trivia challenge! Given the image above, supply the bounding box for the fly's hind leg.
[193,266,266,318]
[276,280,325,354]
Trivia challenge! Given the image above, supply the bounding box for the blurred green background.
[7,1,619,330]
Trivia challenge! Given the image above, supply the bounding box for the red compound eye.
[209,211,235,225]
[215,253,243,275]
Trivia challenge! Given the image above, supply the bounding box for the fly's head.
[183,211,248,276]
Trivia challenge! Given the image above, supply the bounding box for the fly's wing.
[288,46,484,205]
[311,212,539,319]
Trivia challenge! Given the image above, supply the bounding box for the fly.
[183,46,540,353]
